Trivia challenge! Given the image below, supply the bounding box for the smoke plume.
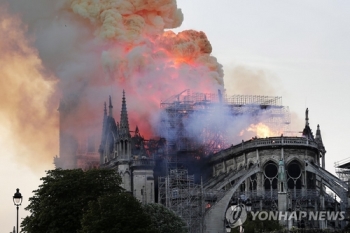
[63,0,225,139]
[224,66,282,96]
[0,6,58,171]
[1,0,289,169]
[1,0,225,169]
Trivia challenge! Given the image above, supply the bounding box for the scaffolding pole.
[335,158,350,184]
[158,169,203,233]
[159,89,291,158]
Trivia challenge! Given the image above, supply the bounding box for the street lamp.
[13,188,23,233]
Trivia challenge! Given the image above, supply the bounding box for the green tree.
[21,168,123,233]
[143,203,187,233]
[80,193,158,233]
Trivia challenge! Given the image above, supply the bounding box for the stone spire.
[316,124,322,141]
[302,108,314,140]
[108,95,113,117]
[104,101,107,116]
[134,125,140,137]
[119,90,130,139]
[316,124,326,151]
[316,124,326,168]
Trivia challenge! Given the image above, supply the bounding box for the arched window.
[287,161,302,190]
[249,163,257,191]
[263,161,278,195]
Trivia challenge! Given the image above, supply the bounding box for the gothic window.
[264,161,278,192]
[249,163,257,191]
[306,171,315,189]
[287,161,302,190]
[240,181,245,192]
[249,173,257,191]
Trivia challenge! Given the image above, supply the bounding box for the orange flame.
[247,123,281,138]
[64,1,224,140]
[1,0,225,169]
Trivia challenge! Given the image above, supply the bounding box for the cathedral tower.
[116,91,132,192]
[99,91,155,202]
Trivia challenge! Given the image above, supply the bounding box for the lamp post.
[13,188,23,233]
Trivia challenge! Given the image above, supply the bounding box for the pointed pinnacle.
[109,95,113,108]
[108,96,113,117]
[120,90,130,138]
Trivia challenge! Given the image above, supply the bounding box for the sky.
[1,0,350,232]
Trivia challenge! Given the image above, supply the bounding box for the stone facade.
[99,92,155,204]
[55,94,346,232]
[202,112,349,232]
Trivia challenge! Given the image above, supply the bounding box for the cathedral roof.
[100,99,118,150]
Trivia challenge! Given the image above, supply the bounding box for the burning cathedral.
[50,1,349,232]
[54,87,348,233]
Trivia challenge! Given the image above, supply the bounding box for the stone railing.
[209,136,320,163]
[230,190,279,200]
[130,159,155,168]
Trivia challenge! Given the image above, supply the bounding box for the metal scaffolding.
[157,90,292,232]
[335,157,350,184]
[159,89,291,156]
[158,169,203,233]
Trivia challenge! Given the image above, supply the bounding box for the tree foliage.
[143,203,188,233]
[79,193,158,233]
[21,168,123,233]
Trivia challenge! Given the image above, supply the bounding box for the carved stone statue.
[278,159,285,181]
[278,159,287,192]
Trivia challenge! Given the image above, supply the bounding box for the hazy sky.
[1,1,350,232]
[175,1,350,170]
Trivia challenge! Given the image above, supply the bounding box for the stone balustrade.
[209,136,319,163]
[130,158,155,168]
